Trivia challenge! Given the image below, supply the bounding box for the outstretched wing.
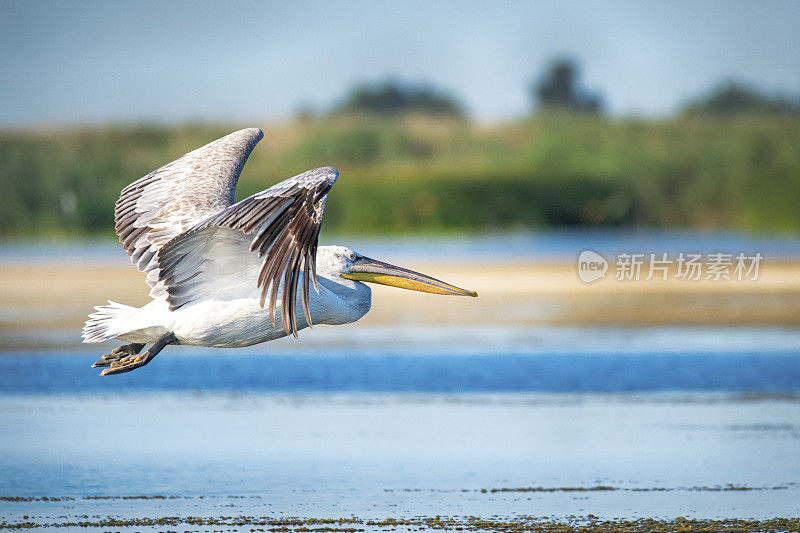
[114,127,264,294]
[156,166,339,338]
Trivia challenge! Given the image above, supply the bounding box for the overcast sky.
[1,0,798,127]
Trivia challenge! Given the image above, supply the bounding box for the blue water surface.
[2,349,799,395]
[4,228,800,264]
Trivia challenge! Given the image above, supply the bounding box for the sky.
[1,0,798,127]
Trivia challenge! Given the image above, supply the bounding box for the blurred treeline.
[1,60,799,237]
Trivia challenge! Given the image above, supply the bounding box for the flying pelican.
[83,128,477,376]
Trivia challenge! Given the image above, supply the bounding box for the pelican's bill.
[341,257,477,297]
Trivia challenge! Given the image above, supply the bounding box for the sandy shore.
[2,260,800,349]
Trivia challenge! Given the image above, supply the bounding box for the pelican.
[83,128,477,376]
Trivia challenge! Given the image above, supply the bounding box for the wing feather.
[114,127,263,296]
[156,166,339,337]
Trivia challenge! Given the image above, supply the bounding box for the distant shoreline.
[3,259,800,348]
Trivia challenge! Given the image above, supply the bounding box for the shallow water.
[3,269,800,531]
[1,393,799,529]
[3,325,800,395]
[2,346,800,395]
[4,228,800,264]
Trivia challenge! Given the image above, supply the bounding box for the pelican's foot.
[99,352,151,376]
[92,343,145,368]
[95,332,177,377]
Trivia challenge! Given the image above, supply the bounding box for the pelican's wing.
[114,127,264,294]
[156,166,339,337]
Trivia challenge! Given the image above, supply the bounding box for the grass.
[1,112,799,237]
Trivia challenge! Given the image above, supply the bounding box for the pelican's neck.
[313,246,372,324]
[310,275,371,326]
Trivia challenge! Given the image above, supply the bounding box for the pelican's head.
[318,245,477,297]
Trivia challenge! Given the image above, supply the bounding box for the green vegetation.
[685,81,800,116]
[333,79,464,117]
[1,112,799,238]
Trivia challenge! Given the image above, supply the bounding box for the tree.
[532,58,603,113]
[335,79,464,117]
[684,81,798,115]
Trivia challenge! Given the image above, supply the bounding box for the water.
[2,326,800,529]
[3,230,800,528]
[2,392,800,526]
[2,347,800,395]
[4,228,800,264]
[3,325,800,395]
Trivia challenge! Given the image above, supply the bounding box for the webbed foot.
[92,343,145,368]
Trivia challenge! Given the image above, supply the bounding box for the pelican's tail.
[82,301,138,343]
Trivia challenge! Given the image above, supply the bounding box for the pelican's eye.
[348,252,357,261]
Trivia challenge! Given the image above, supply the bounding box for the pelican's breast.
[170,298,294,347]
[168,276,369,348]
